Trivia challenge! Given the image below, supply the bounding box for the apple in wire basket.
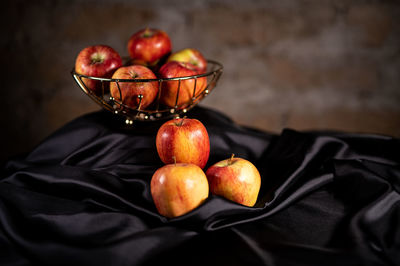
[109,65,159,110]
[205,154,261,207]
[151,161,209,218]
[167,48,208,74]
[158,61,207,108]
[127,28,172,68]
[74,45,122,94]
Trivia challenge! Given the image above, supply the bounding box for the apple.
[109,65,158,110]
[74,45,122,94]
[158,61,207,108]
[151,162,209,218]
[127,28,172,67]
[156,117,210,169]
[205,154,261,207]
[167,48,208,73]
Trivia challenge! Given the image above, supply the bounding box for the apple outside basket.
[71,60,223,124]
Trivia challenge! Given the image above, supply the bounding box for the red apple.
[156,117,210,169]
[127,28,172,67]
[205,154,261,207]
[158,61,207,108]
[74,45,122,94]
[109,65,158,110]
[167,48,207,73]
[151,162,209,218]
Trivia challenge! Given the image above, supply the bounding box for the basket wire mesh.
[72,60,223,124]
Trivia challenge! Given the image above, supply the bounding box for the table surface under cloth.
[0,106,399,266]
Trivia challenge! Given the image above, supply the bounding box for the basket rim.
[71,59,223,82]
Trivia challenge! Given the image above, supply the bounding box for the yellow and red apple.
[156,117,210,169]
[167,48,207,73]
[205,155,261,207]
[158,61,207,108]
[110,65,158,110]
[151,162,209,218]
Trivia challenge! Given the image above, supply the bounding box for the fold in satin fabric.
[1,107,399,266]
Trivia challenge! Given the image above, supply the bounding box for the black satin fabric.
[1,106,399,266]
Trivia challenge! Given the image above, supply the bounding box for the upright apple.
[156,117,210,169]
[74,45,122,94]
[158,61,207,108]
[167,48,208,73]
[110,65,158,110]
[151,162,209,218]
[127,28,172,67]
[205,154,261,207]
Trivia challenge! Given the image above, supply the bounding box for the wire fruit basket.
[71,60,223,124]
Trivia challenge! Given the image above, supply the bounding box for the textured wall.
[2,0,400,162]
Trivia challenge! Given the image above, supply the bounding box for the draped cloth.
[1,107,399,266]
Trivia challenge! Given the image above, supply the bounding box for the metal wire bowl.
[71,60,223,124]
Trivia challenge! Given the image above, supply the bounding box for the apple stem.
[143,27,154,38]
[228,153,235,166]
[172,156,176,166]
[90,53,105,64]
[178,116,187,127]
[129,70,138,79]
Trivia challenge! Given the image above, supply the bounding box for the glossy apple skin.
[158,61,207,108]
[75,45,122,94]
[110,65,158,110]
[127,28,172,67]
[151,163,209,218]
[205,157,261,207]
[167,48,207,73]
[156,118,210,169]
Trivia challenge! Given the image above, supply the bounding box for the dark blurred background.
[1,0,400,163]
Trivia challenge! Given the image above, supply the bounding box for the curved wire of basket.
[71,60,223,124]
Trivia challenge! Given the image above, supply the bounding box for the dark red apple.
[151,162,209,218]
[167,48,207,73]
[127,28,172,67]
[156,117,210,169]
[158,61,207,108]
[109,65,158,110]
[205,154,261,207]
[74,45,122,94]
